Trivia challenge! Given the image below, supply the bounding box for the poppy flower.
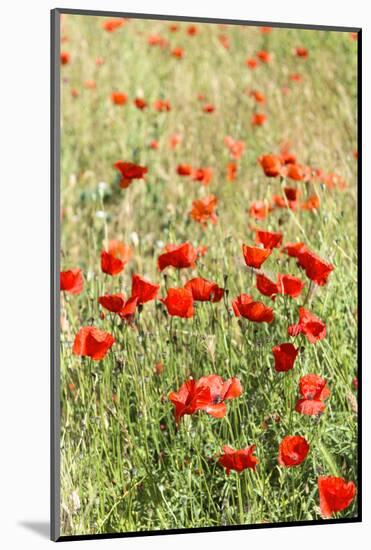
[280,146,297,165]
[114,161,148,189]
[189,195,218,226]
[277,274,305,298]
[257,50,271,63]
[286,163,311,181]
[84,80,96,90]
[153,99,171,111]
[118,296,138,320]
[258,154,284,177]
[248,201,270,220]
[301,195,320,210]
[260,26,272,33]
[147,34,169,47]
[185,277,224,302]
[60,269,83,294]
[98,293,125,313]
[278,435,309,466]
[256,274,278,298]
[169,374,242,423]
[187,24,198,35]
[218,445,258,475]
[168,133,182,148]
[71,88,79,98]
[249,90,266,104]
[171,47,184,58]
[324,172,347,190]
[107,240,132,263]
[169,23,179,32]
[154,362,164,375]
[224,136,245,160]
[281,241,306,258]
[149,139,159,150]
[289,73,303,83]
[227,162,238,181]
[251,113,267,126]
[100,251,124,276]
[192,167,213,186]
[288,307,326,343]
[157,242,198,271]
[177,164,193,176]
[246,57,258,69]
[134,97,148,110]
[218,34,230,49]
[203,103,215,113]
[161,288,194,318]
[256,230,283,249]
[294,47,309,58]
[297,249,334,286]
[72,326,115,361]
[318,477,356,518]
[102,18,125,32]
[131,274,160,304]
[272,343,299,372]
[232,294,274,323]
[242,244,272,269]
[283,186,301,209]
[60,51,70,65]
[95,56,104,66]
[295,373,330,415]
[111,92,128,106]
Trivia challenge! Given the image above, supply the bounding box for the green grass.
[59,14,358,536]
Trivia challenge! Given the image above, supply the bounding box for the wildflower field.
[58,13,359,537]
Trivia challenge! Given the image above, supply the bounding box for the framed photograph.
[51,8,361,541]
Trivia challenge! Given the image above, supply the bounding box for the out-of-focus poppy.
[246,57,258,69]
[102,18,125,32]
[295,373,330,415]
[218,34,230,49]
[218,445,258,474]
[280,144,297,165]
[227,162,238,181]
[225,136,245,159]
[98,293,126,313]
[153,99,171,111]
[278,435,309,466]
[149,139,159,149]
[134,97,148,110]
[95,56,104,66]
[286,163,311,182]
[257,50,271,63]
[171,47,184,58]
[100,250,124,276]
[297,249,334,286]
[249,90,266,104]
[288,307,326,343]
[192,167,213,186]
[72,326,115,361]
[294,47,309,58]
[147,34,169,47]
[185,277,224,302]
[318,477,356,518]
[154,362,164,375]
[301,195,320,210]
[158,242,198,271]
[203,103,215,113]
[177,164,193,176]
[60,269,83,294]
[168,133,182,148]
[260,26,272,33]
[232,294,274,323]
[242,244,272,268]
[277,274,305,298]
[84,80,96,90]
[60,51,70,65]
[189,195,218,226]
[111,92,128,105]
[169,23,179,32]
[272,343,299,372]
[281,241,306,258]
[161,287,194,318]
[107,240,132,263]
[324,172,347,190]
[256,273,278,298]
[187,24,198,35]
[258,154,284,177]
[249,200,271,220]
[114,161,148,189]
[256,230,283,249]
[289,73,303,83]
[131,274,160,304]
[251,113,267,126]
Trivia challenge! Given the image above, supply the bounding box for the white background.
[0,0,368,548]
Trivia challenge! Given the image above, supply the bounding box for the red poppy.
[111,92,128,106]
[218,445,258,475]
[256,273,278,298]
[256,230,283,249]
[232,294,274,323]
[242,244,272,269]
[189,195,218,226]
[249,200,271,220]
[301,195,320,210]
[289,73,303,83]
[107,240,132,263]
[288,307,326,343]
[171,47,184,59]
[283,186,301,209]
[324,172,347,190]
[227,162,237,181]
[134,97,148,110]
[280,144,297,165]
[161,287,194,318]
[98,293,126,313]
[60,51,70,65]
[147,34,169,47]
[84,80,96,90]
[192,167,213,186]
[185,277,224,302]
[100,251,124,276]
[203,103,215,113]
[218,34,230,49]
[102,18,125,32]
[60,269,83,294]
[72,326,115,361]
[272,343,299,372]
[295,373,330,415]
[294,47,309,58]
[278,435,309,466]
[224,136,245,160]
[297,249,334,286]
[158,242,198,271]
[245,58,258,69]
[286,163,311,182]
[260,26,272,33]
[177,164,193,176]
[277,274,305,298]
[153,99,171,111]
[318,477,356,518]
[114,161,148,189]
[257,50,271,63]
[118,296,138,320]
[251,113,267,126]
[168,133,182,148]
[131,274,160,304]
[169,23,179,32]
[249,90,266,104]
[187,24,198,35]
[149,139,159,149]
[281,241,306,258]
[258,154,284,177]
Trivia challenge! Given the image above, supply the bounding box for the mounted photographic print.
[51,8,361,541]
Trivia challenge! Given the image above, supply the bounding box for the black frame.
[51,7,362,542]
